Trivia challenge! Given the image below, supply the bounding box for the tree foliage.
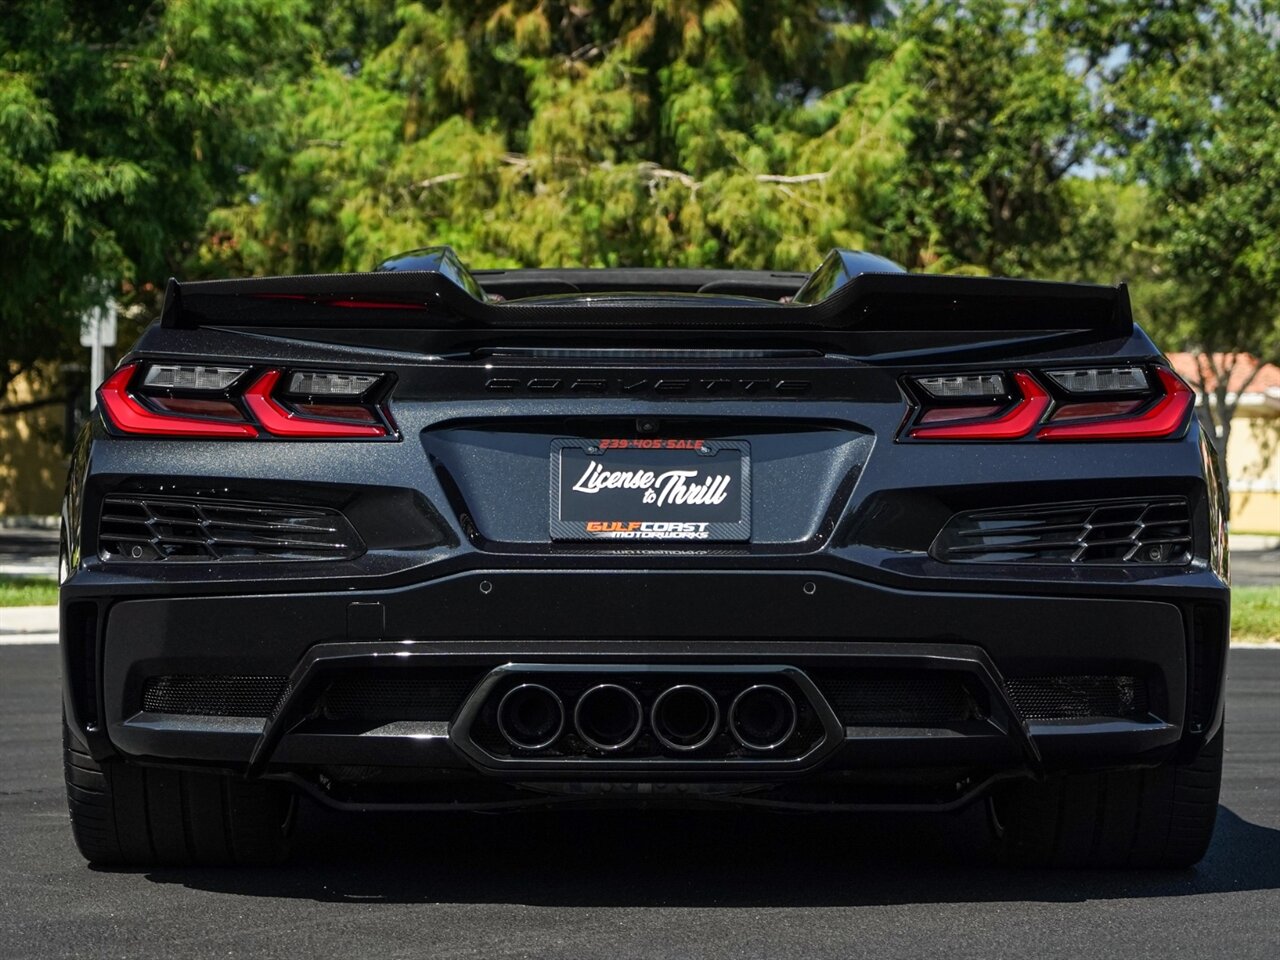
[2,0,1279,465]
[0,0,321,394]
[1059,0,1280,454]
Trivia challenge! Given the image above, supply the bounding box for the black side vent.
[98,494,363,562]
[933,498,1192,564]
[1188,604,1228,735]
[64,601,100,728]
[1006,675,1149,721]
[142,675,289,717]
[814,670,986,726]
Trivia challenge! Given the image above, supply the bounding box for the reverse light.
[142,364,247,390]
[915,373,1006,399]
[287,371,380,396]
[1046,367,1148,394]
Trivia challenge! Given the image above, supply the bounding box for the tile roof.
[1164,353,1280,395]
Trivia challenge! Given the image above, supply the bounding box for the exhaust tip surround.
[729,685,798,751]
[651,685,720,752]
[573,684,644,751]
[496,684,565,751]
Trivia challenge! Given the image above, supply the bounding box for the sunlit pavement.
[0,643,1277,960]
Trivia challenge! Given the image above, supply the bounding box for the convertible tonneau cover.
[160,246,1132,337]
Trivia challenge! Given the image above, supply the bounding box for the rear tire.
[63,720,294,866]
[990,732,1223,867]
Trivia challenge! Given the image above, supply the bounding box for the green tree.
[202,1,901,276]
[1062,0,1280,467]
[0,0,321,399]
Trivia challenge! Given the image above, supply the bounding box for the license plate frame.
[550,438,751,542]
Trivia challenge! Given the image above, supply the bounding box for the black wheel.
[990,731,1223,868]
[63,719,294,866]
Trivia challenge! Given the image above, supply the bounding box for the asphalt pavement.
[0,643,1277,960]
[1233,548,1280,586]
[0,526,58,578]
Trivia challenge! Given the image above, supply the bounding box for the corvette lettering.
[485,377,810,396]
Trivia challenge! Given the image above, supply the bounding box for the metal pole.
[82,298,117,412]
[88,306,103,411]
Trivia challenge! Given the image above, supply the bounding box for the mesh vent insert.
[142,675,289,717]
[933,497,1192,564]
[1006,675,1149,721]
[317,670,484,723]
[99,493,363,562]
[814,670,986,726]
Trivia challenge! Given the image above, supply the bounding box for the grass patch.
[0,576,59,607]
[1234,585,1280,644]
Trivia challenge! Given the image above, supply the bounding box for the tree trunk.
[1190,352,1267,524]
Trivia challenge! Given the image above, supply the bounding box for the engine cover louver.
[98,494,363,562]
[932,498,1192,565]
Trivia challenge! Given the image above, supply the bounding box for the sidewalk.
[0,605,57,645]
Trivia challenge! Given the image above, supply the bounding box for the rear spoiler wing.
[160,247,1132,338]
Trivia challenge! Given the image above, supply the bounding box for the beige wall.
[1,370,69,517]
[1226,407,1280,534]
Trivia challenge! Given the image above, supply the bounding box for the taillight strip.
[243,370,387,438]
[909,372,1051,440]
[98,365,259,437]
[1037,367,1193,440]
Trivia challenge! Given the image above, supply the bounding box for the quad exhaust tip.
[729,684,798,751]
[496,683,565,751]
[651,684,720,752]
[574,683,644,751]
[493,676,801,756]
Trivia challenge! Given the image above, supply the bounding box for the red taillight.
[98,365,259,437]
[97,362,395,440]
[243,370,387,438]
[904,365,1194,442]
[1037,367,1193,440]
[908,372,1051,440]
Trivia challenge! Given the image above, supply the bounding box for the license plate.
[551,438,751,541]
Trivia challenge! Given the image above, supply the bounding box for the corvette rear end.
[59,248,1229,867]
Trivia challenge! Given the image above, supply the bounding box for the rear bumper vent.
[317,670,482,723]
[932,497,1192,564]
[1005,675,1149,721]
[813,670,986,726]
[99,494,363,562]
[141,675,289,718]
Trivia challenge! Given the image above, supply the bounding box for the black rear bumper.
[61,567,1229,811]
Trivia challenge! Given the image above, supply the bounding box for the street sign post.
[80,300,117,411]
